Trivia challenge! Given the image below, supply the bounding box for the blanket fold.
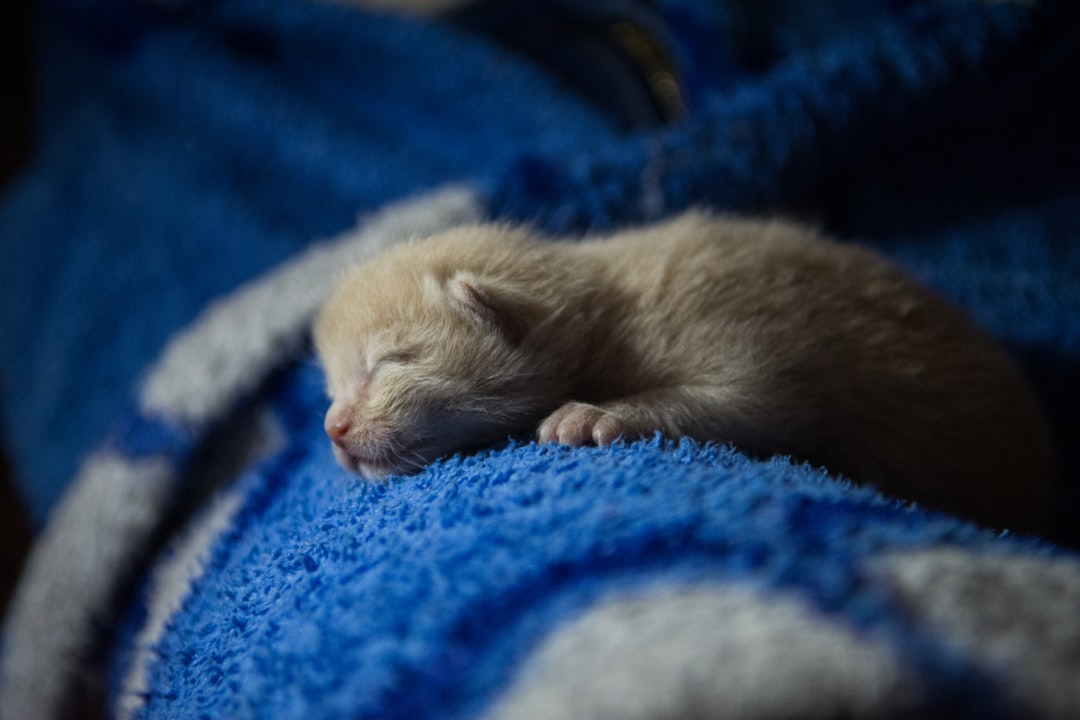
[2,1,1078,718]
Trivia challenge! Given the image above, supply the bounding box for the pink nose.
[325,416,351,445]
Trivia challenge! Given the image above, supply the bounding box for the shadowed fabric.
[1,0,1078,719]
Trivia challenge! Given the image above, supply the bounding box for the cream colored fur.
[314,212,1056,532]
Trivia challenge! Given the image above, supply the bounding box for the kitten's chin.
[355,462,392,481]
[331,443,414,481]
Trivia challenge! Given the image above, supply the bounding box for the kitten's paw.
[537,402,628,446]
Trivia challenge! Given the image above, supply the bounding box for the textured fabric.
[114,360,1055,719]
[1,0,1079,718]
[0,0,613,524]
[0,188,486,720]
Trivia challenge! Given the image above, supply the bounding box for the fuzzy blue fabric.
[2,0,1080,717]
[0,0,615,524]
[123,361,1041,719]
[4,0,1076,525]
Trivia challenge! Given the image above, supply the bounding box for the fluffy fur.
[314,212,1056,531]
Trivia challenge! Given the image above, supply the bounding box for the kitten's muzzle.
[331,444,393,480]
[326,417,351,445]
[324,409,411,479]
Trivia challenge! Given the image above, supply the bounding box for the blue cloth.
[2,0,1080,716]
[126,360,1040,719]
[0,0,614,524]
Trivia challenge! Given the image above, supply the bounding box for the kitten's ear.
[447,273,530,346]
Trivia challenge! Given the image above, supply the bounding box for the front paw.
[537,402,629,446]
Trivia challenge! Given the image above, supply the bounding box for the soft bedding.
[1,0,1079,718]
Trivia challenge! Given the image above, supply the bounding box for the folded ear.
[447,273,531,346]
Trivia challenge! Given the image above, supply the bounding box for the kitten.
[314,211,1056,532]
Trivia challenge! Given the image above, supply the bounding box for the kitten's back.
[583,213,1057,530]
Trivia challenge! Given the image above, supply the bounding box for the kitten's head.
[313,227,563,479]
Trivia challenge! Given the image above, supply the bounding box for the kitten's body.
[315,212,1056,531]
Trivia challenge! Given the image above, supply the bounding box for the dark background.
[1,0,33,619]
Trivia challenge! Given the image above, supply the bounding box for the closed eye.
[380,348,420,365]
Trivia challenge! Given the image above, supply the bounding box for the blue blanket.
[2,1,1079,718]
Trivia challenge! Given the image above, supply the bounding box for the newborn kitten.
[314,211,1056,531]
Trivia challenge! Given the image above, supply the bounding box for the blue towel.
[1,0,1079,718]
[0,0,614,524]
